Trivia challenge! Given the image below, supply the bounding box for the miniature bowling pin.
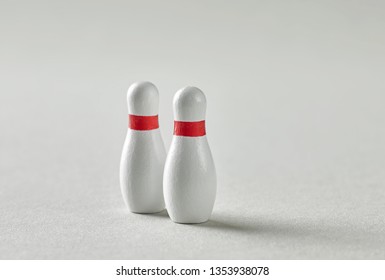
[120,81,166,213]
[164,86,217,223]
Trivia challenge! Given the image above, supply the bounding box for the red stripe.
[174,120,206,137]
[129,115,159,130]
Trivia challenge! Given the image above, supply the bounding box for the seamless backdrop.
[1,0,385,259]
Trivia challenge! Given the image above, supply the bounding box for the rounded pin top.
[127,81,159,116]
[173,86,206,121]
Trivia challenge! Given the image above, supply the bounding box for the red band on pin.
[174,120,206,137]
[129,115,159,130]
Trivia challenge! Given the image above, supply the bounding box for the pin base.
[129,208,165,215]
[171,219,210,224]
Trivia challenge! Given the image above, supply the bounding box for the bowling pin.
[164,86,217,223]
[120,81,166,213]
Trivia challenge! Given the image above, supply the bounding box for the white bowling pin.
[120,81,166,213]
[164,86,217,223]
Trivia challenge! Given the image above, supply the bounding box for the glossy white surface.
[127,81,159,116]
[164,87,216,223]
[120,82,166,213]
[173,87,206,122]
[120,129,166,213]
[164,135,216,223]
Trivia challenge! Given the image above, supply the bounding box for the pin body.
[164,86,216,223]
[120,82,166,213]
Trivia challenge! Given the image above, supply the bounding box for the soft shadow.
[194,213,345,242]
[195,219,249,232]
[150,209,169,219]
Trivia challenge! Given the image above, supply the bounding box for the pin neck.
[174,120,206,137]
[129,115,159,131]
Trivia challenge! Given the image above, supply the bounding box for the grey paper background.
[1,0,385,259]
